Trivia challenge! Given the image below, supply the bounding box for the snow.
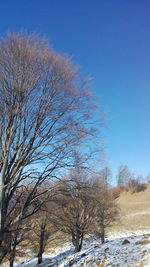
[4,229,150,267]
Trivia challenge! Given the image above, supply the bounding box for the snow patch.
[3,229,150,267]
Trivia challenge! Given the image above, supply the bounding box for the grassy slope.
[111,183,150,231]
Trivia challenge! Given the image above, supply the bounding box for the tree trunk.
[73,234,83,252]
[9,258,14,267]
[0,160,8,264]
[75,241,80,252]
[101,232,105,243]
[9,253,15,267]
[100,226,105,244]
[38,252,43,265]
[38,227,45,264]
[0,172,5,246]
[0,245,7,264]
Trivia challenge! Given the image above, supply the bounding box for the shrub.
[111,185,127,199]
[111,180,146,199]
[128,179,147,193]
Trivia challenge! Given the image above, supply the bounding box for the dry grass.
[109,183,150,231]
[118,183,150,214]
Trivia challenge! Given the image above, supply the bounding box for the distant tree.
[0,32,101,262]
[145,173,150,183]
[100,166,112,187]
[128,178,146,193]
[116,165,134,186]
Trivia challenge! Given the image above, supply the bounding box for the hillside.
[14,230,150,267]
[3,183,150,267]
[114,182,150,231]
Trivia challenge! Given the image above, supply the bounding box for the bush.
[111,185,127,199]
[111,180,146,199]
[128,179,147,193]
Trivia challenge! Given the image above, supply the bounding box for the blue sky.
[1,0,150,177]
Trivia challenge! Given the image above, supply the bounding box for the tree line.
[2,167,119,266]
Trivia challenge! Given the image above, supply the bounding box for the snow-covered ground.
[9,229,150,266]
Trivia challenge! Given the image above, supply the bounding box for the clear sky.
[0,0,150,177]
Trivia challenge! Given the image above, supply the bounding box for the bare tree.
[0,211,30,267]
[116,165,134,186]
[31,192,58,265]
[28,209,51,265]
[53,169,96,252]
[6,224,26,267]
[37,213,49,264]
[0,32,101,261]
[99,166,111,187]
[145,173,150,183]
[92,177,119,243]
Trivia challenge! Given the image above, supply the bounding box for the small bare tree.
[53,169,96,252]
[8,181,59,265]
[92,177,119,243]
[30,190,58,265]
[7,225,26,267]
[99,166,111,187]
[0,218,29,267]
[116,165,134,186]
[28,209,51,265]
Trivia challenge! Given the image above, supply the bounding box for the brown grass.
[109,183,150,231]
